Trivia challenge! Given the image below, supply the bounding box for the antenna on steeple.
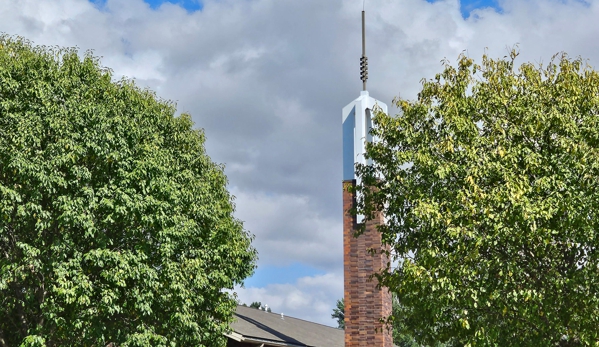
[360,5,368,91]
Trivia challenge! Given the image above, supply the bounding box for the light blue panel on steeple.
[342,106,356,180]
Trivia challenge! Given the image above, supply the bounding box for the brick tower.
[341,10,392,347]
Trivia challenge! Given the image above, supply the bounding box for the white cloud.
[231,189,342,272]
[235,272,343,327]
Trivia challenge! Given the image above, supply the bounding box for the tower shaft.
[343,180,392,347]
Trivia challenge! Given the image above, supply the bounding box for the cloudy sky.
[1,0,598,326]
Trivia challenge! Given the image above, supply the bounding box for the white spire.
[342,9,387,222]
[342,92,387,181]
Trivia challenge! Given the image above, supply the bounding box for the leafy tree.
[391,298,451,347]
[0,36,257,346]
[331,297,445,346]
[248,301,270,312]
[356,50,599,346]
[331,298,345,329]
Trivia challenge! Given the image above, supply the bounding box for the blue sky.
[142,0,203,11]
[427,0,502,17]
[92,0,203,11]
[96,0,502,18]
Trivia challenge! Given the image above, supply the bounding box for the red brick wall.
[343,180,392,347]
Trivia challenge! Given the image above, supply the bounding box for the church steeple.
[342,7,392,347]
[342,8,387,184]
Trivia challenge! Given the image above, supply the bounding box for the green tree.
[331,297,445,346]
[0,36,257,346]
[391,297,451,347]
[331,298,345,329]
[356,51,599,346]
[248,302,270,312]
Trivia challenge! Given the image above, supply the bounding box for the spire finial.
[360,9,368,91]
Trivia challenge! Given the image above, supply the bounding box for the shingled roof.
[226,305,344,347]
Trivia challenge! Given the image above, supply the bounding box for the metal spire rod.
[362,11,366,57]
[360,10,368,91]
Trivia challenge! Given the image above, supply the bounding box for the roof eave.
[224,333,308,347]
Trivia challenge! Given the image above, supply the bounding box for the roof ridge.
[236,305,340,329]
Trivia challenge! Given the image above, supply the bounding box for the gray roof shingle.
[228,305,344,347]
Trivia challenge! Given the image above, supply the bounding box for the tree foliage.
[0,36,257,346]
[248,302,270,312]
[356,51,599,346]
[331,297,446,346]
[331,298,345,329]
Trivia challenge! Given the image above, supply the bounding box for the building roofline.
[225,332,308,347]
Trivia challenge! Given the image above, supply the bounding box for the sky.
[1,0,599,326]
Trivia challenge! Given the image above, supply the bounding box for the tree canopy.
[331,298,344,329]
[0,35,257,346]
[331,297,445,347]
[356,51,599,346]
[247,301,271,312]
